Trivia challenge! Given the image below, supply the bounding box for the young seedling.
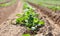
[16,2,45,36]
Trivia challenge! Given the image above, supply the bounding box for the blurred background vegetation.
[24,0,60,11]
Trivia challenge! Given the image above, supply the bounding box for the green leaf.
[16,17,24,24]
[24,12,30,16]
[23,2,32,9]
[34,17,38,23]
[22,34,30,36]
[38,20,45,25]
[16,18,21,24]
[23,3,29,9]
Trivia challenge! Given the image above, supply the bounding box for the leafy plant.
[16,2,45,31]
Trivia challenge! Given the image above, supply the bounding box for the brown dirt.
[0,0,26,36]
[0,0,18,24]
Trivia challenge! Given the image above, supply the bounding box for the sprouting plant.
[16,2,45,33]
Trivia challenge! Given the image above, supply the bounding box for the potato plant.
[16,2,45,36]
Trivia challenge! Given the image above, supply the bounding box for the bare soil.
[0,1,26,36]
[0,0,18,24]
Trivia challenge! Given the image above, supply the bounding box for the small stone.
[31,27,36,30]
